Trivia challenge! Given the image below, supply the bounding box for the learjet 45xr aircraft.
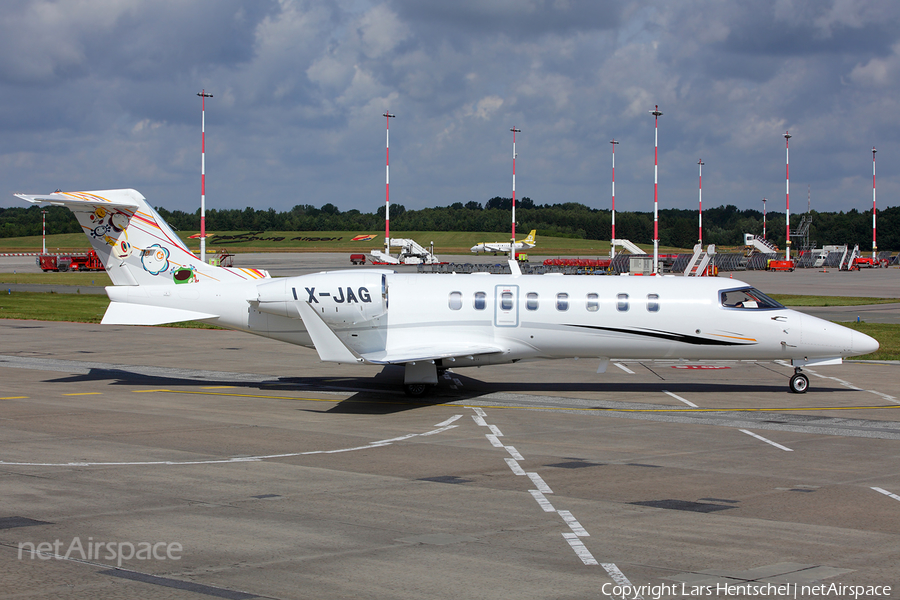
[17,189,878,396]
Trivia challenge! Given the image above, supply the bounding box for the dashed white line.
[504,446,524,460]
[872,487,900,502]
[472,415,488,427]
[739,429,793,452]
[562,533,599,565]
[485,434,504,448]
[529,490,556,512]
[472,407,487,417]
[436,415,463,427]
[614,362,635,374]
[601,563,641,597]
[526,472,553,494]
[505,457,526,476]
[488,424,504,437]
[662,390,698,408]
[558,510,589,537]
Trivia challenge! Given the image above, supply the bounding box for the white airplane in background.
[17,189,878,396]
[471,229,537,254]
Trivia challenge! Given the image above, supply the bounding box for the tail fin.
[16,189,269,285]
[523,230,537,246]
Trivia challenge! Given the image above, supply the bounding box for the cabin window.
[586,293,599,312]
[556,293,569,311]
[721,287,783,310]
[449,291,462,310]
[647,294,660,312]
[526,292,539,311]
[500,291,514,310]
[474,291,486,310]
[617,293,629,312]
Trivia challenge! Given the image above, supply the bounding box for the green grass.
[0,231,669,256]
[0,291,221,329]
[771,294,899,307]
[0,272,113,286]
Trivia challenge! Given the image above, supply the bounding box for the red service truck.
[37,250,105,272]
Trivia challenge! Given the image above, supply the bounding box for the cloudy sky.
[1,0,898,219]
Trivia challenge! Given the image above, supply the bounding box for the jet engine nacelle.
[255,270,390,354]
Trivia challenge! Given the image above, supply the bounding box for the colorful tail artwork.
[15,189,270,286]
[522,230,537,246]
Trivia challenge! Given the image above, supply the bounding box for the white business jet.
[17,189,878,396]
[471,229,536,254]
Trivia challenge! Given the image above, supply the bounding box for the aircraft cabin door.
[494,285,519,328]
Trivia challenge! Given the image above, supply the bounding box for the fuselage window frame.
[500,291,514,311]
[586,293,599,312]
[474,291,487,310]
[647,293,660,312]
[449,291,462,310]
[526,292,539,311]
[556,292,569,312]
[617,293,629,312]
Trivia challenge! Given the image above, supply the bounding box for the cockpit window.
[721,287,783,310]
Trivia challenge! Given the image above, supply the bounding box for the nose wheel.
[789,369,809,394]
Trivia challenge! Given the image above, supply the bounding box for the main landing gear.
[404,383,432,397]
[789,368,809,394]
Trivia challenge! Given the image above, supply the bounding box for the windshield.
[720,287,784,310]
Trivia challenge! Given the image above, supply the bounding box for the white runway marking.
[739,429,793,451]
[0,419,461,467]
[526,472,553,494]
[504,457,526,476]
[472,415,488,426]
[614,363,635,374]
[529,490,556,512]
[872,487,900,502]
[558,510,589,537]
[662,390,698,408]
[562,533,598,565]
[488,424,504,437]
[504,446,524,460]
[436,415,463,427]
[485,434,504,447]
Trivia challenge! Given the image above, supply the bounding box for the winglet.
[508,259,521,277]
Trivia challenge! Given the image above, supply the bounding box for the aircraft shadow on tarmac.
[44,364,850,416]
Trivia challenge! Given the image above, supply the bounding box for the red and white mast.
[872,146,877,259]
[650,105,662,274]
[510,127,521,260]
[761,197,767,239]
[198,90,213,263]
[383,112,395,254]
[610,139,618,258]
[784,131,791,261]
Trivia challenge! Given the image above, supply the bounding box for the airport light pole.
[610,139,619,258]
[198,90,213,264]
[872,146,877,259]
[383,112,395,254]
[511,127,521,260]
[784,131,791,261]
[698,159,704,246]
[41,210,47,254]
[650,105,662,273]
[762,198,767,239]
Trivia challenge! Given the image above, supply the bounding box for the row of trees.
[2,198,898,250]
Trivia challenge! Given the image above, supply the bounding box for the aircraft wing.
[297,300,503,365]
[359,344,505,365]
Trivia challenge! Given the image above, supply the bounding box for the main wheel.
[404,383,430,397]
[789,373,809,394]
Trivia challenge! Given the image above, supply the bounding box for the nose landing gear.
[789,368,809,394]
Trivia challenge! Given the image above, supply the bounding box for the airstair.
[370,238,441,265]
[611,239,644,255]
[743,233,779,254]
[684,244,716,276]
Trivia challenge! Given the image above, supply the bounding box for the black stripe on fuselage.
[566,324,753,346]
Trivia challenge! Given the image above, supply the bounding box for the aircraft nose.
[852,329,879,356]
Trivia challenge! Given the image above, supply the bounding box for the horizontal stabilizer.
[361,344,504,365]
[101,302,218,326]
[15,190,140,210]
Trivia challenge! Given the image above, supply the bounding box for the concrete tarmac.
[1,317,899,599]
